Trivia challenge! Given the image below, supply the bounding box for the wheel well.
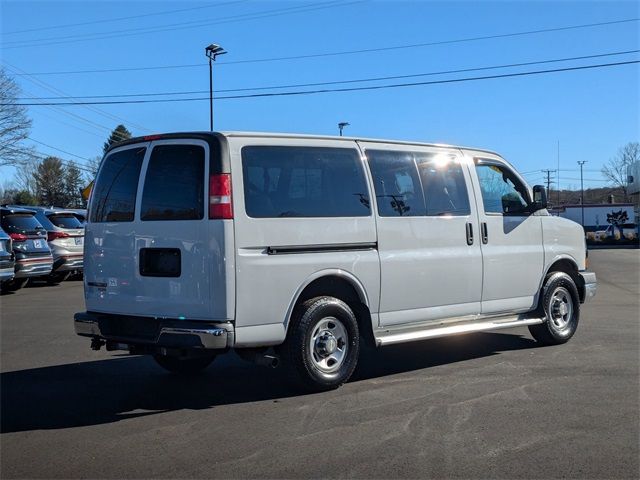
[547,259,585,302]
[291,275,376,348]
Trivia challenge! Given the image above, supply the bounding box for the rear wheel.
[282,296,360,392]
[2,278,28,292]
[153,354,216,374]
[529,272,580,345]
[47,271,71,285]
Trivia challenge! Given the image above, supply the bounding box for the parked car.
[0,226,15,288]
[74,132,597,391]
[0,206,53,290]
[66,208,88,226]
[11,206,84,283]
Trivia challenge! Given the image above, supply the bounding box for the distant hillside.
[546,186,629,206]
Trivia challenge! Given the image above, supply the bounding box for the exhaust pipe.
[236,349,280,368]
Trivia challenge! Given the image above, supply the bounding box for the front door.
[464,152,544,315]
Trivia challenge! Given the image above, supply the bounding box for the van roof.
[105,131,502,158]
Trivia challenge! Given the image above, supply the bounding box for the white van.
[75,132,596,390]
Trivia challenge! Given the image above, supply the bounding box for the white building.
[553,203,636,231]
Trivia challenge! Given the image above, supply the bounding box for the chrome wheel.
[309,316,348,374]
[549,286,573,334]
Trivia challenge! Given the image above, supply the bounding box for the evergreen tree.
[64,160,84,207]
[35,157,66,206]
[103,124,132,154]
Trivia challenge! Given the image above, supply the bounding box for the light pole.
[205,44,227,131]
[338,122,350,136]
[578,160,587,227]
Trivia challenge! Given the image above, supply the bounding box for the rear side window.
[416,153,471,216]
[367,150,426,217]
[242,146,371,218]
[91,147,145,222]
[141,145,205,221]
[1,214,44,234]
[48,214,83,229]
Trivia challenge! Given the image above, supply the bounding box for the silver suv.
[14,206,84,283]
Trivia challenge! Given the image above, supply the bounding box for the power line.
[14,49,639,100]
[7,59,639,107]
[3,61,149,136]
[9,17,640,74]
[28,138,91,161]
[1,1,360,49]
[1,1,247,35]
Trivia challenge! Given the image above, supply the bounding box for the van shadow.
[1,332,538,434]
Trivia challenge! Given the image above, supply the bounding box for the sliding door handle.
[466,222,474,245]
[481,222,488,244]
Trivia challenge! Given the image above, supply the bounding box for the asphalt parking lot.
[1,250,638,479]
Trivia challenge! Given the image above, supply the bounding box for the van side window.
[475,162,530,215]
[90,147,145,223]
[416,154,471,216]
[141,145,205,221]
[242,146,370,218]
[367,150,426,217]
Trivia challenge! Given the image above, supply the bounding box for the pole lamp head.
[205,44,227,61]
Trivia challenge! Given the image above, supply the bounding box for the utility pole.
[578,160,587,227]
[205,44,227,131]
[556,140,561,206]
[338,122,350,136]
[541,169,556,202]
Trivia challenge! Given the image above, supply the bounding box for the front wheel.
[153,354,216,375]
[282,296,360,392]
[529,272,580,345]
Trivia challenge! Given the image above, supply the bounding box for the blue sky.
[1,0,638,190]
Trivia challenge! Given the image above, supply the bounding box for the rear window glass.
[242,146,371,218]
[367,150,426,217]
[48,214,83,229]
[141,144,205,221]
[90,147,145,222]
[416,153,471,216]
[1,214,44,234]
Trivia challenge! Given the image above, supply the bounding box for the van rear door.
[84,138,233,321]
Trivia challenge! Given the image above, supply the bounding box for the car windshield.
[1,214,45,234]
[48,214,83,229]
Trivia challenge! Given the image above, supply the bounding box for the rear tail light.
[209,173,233,219]
[9,233,28,242]
[48,231,70,241]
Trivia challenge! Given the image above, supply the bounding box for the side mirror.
[531,185,548,211]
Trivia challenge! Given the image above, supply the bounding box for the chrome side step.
[375,315,544,346]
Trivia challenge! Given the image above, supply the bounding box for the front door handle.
[466,222,474,245]
[481,222,488,244]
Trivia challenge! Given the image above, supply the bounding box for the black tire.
[153,354,216,375]
[282,296,360,392]
[47,271,71,285]
[528,272,580,345]
[2,278,28,292]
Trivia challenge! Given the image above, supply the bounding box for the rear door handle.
[481,222,488,244]
[466,222,474,245]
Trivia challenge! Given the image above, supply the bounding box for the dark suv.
[14,206,85,283]
[0,226,15,289]
[0,207,53,290]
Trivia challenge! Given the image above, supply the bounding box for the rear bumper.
[74,311,234,350]
[579,271,597,303]
[14,257,53,278]
[53,254,84,272]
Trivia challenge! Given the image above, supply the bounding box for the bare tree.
[13,156,39,195]
[601,142,640,200]
[0,68,34,167]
